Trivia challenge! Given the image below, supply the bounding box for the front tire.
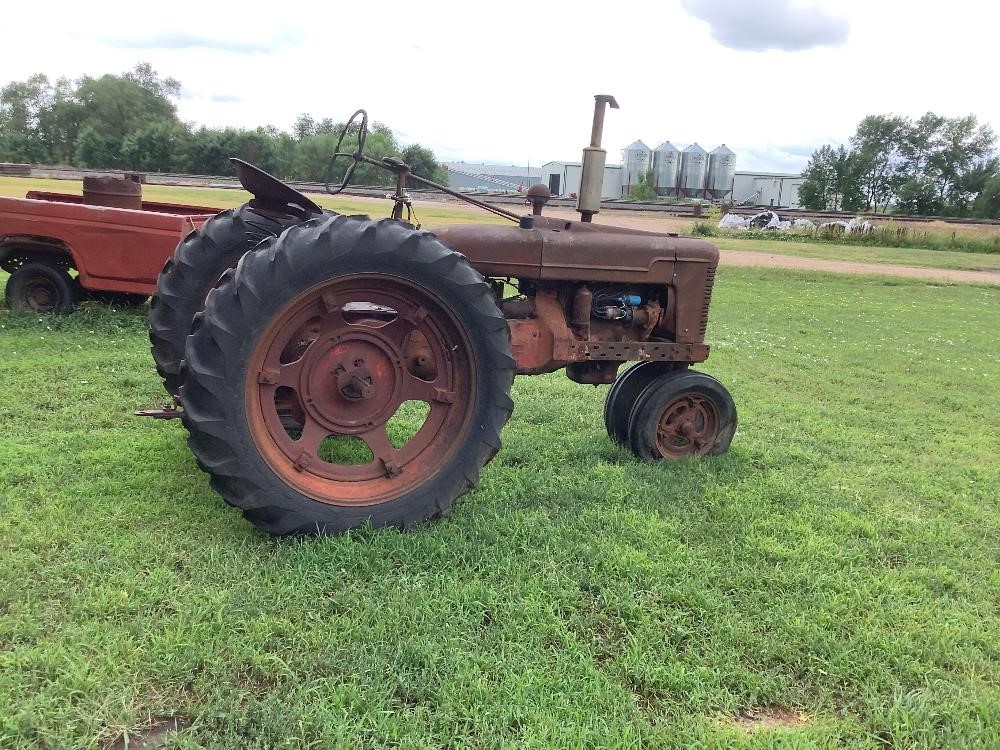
[627,370,736,461]
[180,215,515,535]
[604,361,676,444]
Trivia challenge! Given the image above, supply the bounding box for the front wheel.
[627,370,736,461]
[5,262,78,314]
[180,215,516,535]
[604,361,676,444]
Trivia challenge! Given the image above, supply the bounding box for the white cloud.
[681,0,849,51]
[97,30,303,54]
[0,0,996,174]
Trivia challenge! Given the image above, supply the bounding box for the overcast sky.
[2,0,996,173]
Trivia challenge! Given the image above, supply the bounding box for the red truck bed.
[0,191,219,297]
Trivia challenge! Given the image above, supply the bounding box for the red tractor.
[147,96,736,535]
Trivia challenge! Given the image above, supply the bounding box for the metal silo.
[622,139,652,196]
[707,144,737,199]
[679,143,708,197]
[652,141,680,197]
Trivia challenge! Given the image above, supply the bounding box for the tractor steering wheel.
[324,109,369,196]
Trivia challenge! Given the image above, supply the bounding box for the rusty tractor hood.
[430,216,719,284]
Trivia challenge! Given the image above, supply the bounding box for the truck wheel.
[627,370,736,461]
[5,262,79,314]
[149,204,307,398]
[604,361,676,444]
[180,215,516,535]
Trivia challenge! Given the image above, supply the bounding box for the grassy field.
[1,266,997,748]
[3,175,999,273]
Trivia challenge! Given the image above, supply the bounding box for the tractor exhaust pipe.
[577,94,619,223]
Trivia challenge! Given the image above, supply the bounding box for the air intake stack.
[577,94,619,223]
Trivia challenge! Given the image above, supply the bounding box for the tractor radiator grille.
[699,265,717,337]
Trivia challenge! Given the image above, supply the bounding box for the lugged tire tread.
[180,215,515,535]
[149,204,306,397]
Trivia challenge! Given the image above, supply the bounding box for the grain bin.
[679,143,708,198]
[622,140,652,196]
[706,144,736,199]
[652,142,680,197]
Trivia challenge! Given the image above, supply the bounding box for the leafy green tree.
[798,145,862,211]
[124,62,181,99]
[0,63,489,193]
[36,77,81,164]
[851,114,909,213]
[75,66,180,152]
[629,167,657,201]
[972,174,1000,219]
[894,176,942,215]
[183,127,240,175]
[401,143,445,184]
[293,113,316,140]
[121,121,190,172]
[74,124,120,168]
[897,112,997,215]
[0,73,53,162]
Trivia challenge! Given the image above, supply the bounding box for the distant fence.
[0,163,31,177]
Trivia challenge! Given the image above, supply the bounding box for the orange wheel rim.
[245,274,477,506]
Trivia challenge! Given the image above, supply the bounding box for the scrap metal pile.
[719,210,874,235]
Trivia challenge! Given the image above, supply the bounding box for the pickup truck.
[0,186,217,313]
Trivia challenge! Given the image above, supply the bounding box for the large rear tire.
[180,215,516,535]
[149,204,307,398]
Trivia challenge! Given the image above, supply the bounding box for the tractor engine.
[432,215,719,384]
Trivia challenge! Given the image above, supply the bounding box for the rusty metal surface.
[655,393,720,457]
[134,406,183,419]
[525,184,551,216]
[504,281,711,376]
[25,191,221,216]
[82,175,142,210]
[244,274,477,506]
[433,218,717,286]
[0,194,215,296]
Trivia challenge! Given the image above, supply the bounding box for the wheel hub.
[301,332,402,435]
[335,359,374,401]
[23,277,58,313]
[655,394,719,457]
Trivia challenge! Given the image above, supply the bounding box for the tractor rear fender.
[230,158,323,218]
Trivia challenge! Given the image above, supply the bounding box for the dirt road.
[716,250,1000,285]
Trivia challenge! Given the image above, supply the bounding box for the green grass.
[1,268,997,748]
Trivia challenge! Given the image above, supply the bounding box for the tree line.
[799,113,1000,219]
[0,63,447,185]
